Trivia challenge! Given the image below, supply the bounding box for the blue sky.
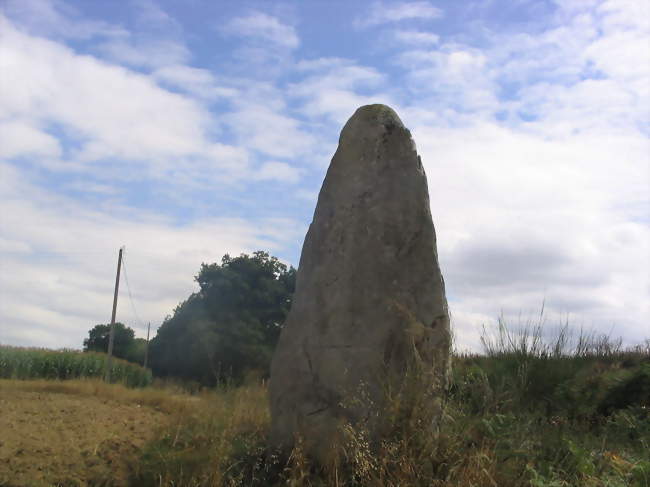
[0,0,648,351]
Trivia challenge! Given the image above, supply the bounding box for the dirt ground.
[0,386,169,487]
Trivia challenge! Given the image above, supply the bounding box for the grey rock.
[269,104,450,463]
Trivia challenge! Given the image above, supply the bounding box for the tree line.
[84,251,296,386]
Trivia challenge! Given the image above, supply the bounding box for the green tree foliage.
[125,338,147,365]
[83,322,144,364]
[149,251,296,385]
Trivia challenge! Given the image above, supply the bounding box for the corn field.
[0,345,152,387]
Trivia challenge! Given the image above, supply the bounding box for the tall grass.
[0,345,152,387]
[471,311,649,417]
[479,308,629,359]
[131,383,271,486]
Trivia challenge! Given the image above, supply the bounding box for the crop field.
[0,346,152,387]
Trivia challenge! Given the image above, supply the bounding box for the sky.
[0,0,648,352]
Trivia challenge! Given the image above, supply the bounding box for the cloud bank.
[0,0,647,352]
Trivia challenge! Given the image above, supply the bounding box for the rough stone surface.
[269,104,450,461]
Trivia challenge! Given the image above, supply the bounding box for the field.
[0,377,264,487]
[0,346,151,387]
[0,380,168,486]
[1,334,649,486]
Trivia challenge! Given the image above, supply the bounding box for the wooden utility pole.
[104,247,123,382]
[143,322,150,369]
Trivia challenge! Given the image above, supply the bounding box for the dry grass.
[0,378,191,415]
[0,378,173,486]
[0,378,271,486]
[130,381,271,486]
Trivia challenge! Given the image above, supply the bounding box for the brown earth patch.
[0,383,170,487]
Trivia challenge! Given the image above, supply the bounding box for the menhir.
[269,104,451,464]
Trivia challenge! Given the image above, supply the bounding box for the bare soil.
[0,386,168,487]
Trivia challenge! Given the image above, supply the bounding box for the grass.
[0,345,152,387]
[0,376,196,414]
[0,377,184,487]
[127,320,650,486]
[2,318,647,486]
[130,383,271,486]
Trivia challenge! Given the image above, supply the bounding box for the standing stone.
[269,104,450,463]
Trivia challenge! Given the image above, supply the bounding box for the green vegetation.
[3,250,296,391]
[84,322,147,365]
[149,251,296,386]
[3,246,648,485]
[129,324,649,487]
[0,345,152,387]
[1,316,648,485]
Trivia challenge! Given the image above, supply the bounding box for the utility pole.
[143,322,150,369]
[104,247,123,382]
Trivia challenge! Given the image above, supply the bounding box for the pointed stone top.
[355,103,404,124]
[349,103,404,128]
[339,103,417,151]
[340,104,407,144]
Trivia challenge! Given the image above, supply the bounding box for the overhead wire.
[120,249,146,332]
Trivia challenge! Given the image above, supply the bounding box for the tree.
[83,322,138,363]
[125,338,147,365]
[149,251,296,385]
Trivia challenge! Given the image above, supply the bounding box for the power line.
[120,249,146,331]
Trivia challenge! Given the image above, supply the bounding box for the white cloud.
[356,1,443,28]
[0,163,302,348]
[153,65,239,99]
[393,29,439,45]
[291,58,390,124]
[0,16,249,182]
[383,0,650,349]
[596,0,649,31]
[0,237,31,254]
[396,45,497,116]
[222,11,299,49]
[62,180,121,195]
[254,161,302,184]
[224,95,316,158]
[3,0,126,40]
[295,188,319,202]
[394,0,648,131]
[411,121,649,348]
[1,0,647,354]
[95,38,190,69]
[132,0,180,30]
[0,121,61,159]
[90,0,189,70]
